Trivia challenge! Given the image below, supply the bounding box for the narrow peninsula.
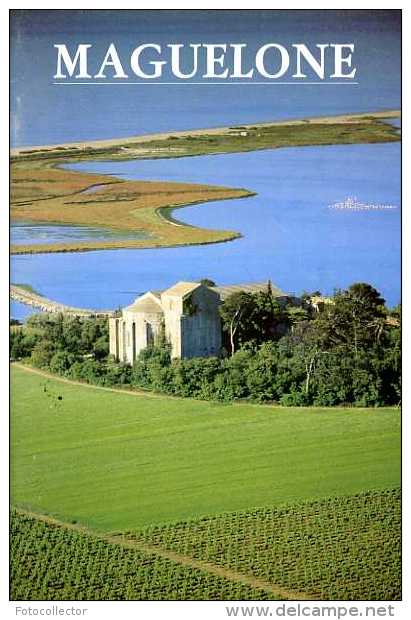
[11,110,400,255]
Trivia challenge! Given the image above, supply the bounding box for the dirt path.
[15,363,387,412]
[14,506,319,601]
[12,362,171,400]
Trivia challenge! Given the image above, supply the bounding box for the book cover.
[10,8,401,605]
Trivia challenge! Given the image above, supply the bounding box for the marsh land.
[11,111,400,256]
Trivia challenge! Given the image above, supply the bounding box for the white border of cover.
[2,2,408,619]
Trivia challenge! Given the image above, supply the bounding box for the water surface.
[11,221,149,246]
[11,141,400,320]
[11,10,400,148]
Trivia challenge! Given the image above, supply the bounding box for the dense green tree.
[244,342,281,402]
[220,288,289,354]
[10,330,40,360]
[324,283,387,356]
[220,291,255,355]
[104,361,132,386]
[49,350,78,375]
[172,357,221,398]
[222,349,253,399]
[12,281,401,407]
[131,344,173,392]
[30,340,56,369]
[93,335,109,360]
[62,317,83,353]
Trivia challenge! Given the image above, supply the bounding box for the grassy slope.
[11,366,400,531]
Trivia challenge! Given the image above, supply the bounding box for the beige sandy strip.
[10,285,114,317]
[10,110,400,156]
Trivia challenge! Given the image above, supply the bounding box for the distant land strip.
[10,280,277,317]
[10,110,400,158]
[10,110,400,256]
[10,284,115,317]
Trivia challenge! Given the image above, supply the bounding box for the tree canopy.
[10,282,401,407]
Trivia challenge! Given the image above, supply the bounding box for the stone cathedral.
[109,281,222,362]
[109,280,284,363]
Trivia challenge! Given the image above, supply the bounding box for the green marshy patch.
[90,119,400,161]
[11,283,42,296]
[11,115,400,165]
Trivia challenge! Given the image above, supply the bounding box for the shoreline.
[11,166,252,255]
[11,109,400,156]
[10,284,115,316]
[11,110,401,257]
[10,229,243,256]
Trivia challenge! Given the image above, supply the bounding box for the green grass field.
[11,365,400,531]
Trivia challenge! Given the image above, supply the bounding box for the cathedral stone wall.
[109,281,222,363]
[109,281,284,364]
[109,318,119,359]
[180,287,221,358]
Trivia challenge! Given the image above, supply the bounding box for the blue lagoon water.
[10,10,401,319]
[11,140,400,319]
[11,222,149,245]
